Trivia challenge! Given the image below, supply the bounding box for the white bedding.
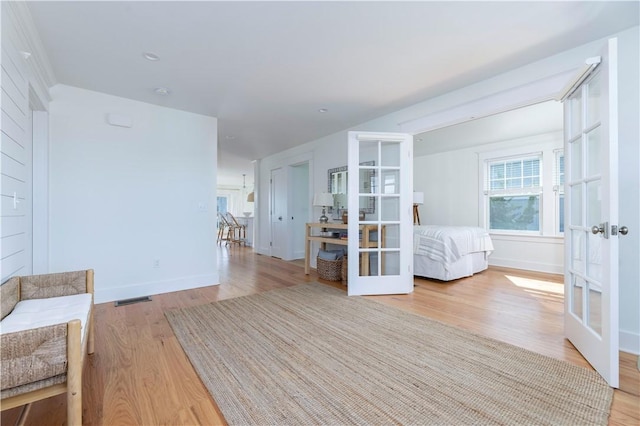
[413,225,494,280]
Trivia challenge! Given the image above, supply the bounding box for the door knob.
[591,222,609,238]
[278,216,283,221]
[619,226,629,235]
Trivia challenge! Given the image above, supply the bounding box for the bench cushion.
[0,293,92,338]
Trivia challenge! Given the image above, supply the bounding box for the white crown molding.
[4,1,57,108]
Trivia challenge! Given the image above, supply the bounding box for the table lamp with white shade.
[313,192,334,223]
[413,191,424,225]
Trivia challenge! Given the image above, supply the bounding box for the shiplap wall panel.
[1,152,26,182]
[1,110,25,143]
[2,90,26,127]
[1,195,25,216]
[1,216,24,238]
[1,249,25,280]
[1,68,26,113]
[1,131,26,164]
[1,173,24,196]
[1,36,29,282]
[2,233,24,256]
[1,45,27,93]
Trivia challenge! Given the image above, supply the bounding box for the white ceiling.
[415,100,563,157]
[26,1,639,183]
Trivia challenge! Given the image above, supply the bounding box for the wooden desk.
[304,222,384,276]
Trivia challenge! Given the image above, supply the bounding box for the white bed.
[413,225,494,281]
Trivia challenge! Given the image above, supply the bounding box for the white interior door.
[564,38,619,387]
[270,167,286,258]
[347,131,413,296]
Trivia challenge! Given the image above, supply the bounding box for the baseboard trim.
[620,329,640,355]
[489,257,563,275]
[95,273,219,304]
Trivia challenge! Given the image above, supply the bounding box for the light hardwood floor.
[3,246,639,425]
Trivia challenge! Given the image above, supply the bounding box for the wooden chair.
[226,213,246,246]
[217,212,230,244]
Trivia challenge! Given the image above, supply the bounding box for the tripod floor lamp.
[413,192,424,225]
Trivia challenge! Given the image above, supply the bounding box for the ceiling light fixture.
[154,87,170,95]
[318,108,328,113]
[143,52,160,61]
[225,135,236,140]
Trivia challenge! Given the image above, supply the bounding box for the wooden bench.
[0,270,95,425]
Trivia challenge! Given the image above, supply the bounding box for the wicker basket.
[317,257,343,281]
[341,255,348,283]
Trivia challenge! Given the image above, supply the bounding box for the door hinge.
[269,241,272,247]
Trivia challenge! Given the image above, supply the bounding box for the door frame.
[265,152,314,260]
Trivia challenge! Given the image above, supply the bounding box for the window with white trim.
[484,154,542,232]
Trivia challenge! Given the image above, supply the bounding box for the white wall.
[48,85,219,303]
[258,26,639,353]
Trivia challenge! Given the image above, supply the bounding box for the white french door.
[563,38,619,387]
[347,131,413,296]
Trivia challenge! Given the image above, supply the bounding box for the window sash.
[485,154,542,195]
[485,153,542,233]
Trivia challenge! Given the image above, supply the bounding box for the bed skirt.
[414,251,488,281]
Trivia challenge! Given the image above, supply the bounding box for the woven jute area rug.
[166,283,613,425]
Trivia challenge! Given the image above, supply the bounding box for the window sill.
[489,233,564,244]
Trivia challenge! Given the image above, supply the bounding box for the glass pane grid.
[489,158,540,192]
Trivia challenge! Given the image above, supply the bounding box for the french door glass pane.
[380,170,400,194]
[384,224,400,249]
[570,184,583,226]
[380,197,400,221]
[571,275,585,318]
[381,142,401,167]
[586,180,601,226]
[587,232,603,282]
[382,251,400,276]
[569,92,582,138]
[570,139,583,182]
[588,286,603,336]
[587,128,601,176]
[587,72,601,127]
[571,230,585,272]
[361,252,377,277]
[559,194,565,233]
[359,141,378,164]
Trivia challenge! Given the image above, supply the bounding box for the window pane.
[506,178,521,188]
[489,195,540,231]
[506,161,521,178]
[523,159,539,177]
[559,155,565,186]
[491,163,505,180]
[491,180,505,190]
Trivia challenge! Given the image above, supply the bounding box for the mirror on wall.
[327,161,375,215]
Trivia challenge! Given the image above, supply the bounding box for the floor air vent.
[114,296,152,307]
